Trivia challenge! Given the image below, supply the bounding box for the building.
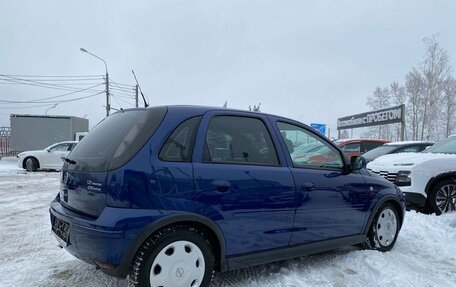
[10,114,88,152]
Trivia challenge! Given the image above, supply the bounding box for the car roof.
[336,138,390,144]
[384,141,434,146]
[123,105,309,125]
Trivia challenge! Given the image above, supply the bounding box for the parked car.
[50,106,405,287]
[17,141,78,171]
[367,135,456,215]
[362,141,434,164]
[335,138,390,158]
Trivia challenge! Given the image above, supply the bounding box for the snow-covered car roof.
[384,141,434,146]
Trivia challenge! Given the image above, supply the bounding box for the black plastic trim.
[101,212,227,278]
[227,235,365,271]
[403,192,427,209]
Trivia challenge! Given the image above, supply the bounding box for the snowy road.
[0,157,455,287]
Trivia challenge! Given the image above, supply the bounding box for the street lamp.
[80,48,110,117]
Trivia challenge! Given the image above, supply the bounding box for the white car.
[367,135,456,215]
[17,141,78,172]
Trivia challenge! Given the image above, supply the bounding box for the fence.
[0,127,15,158]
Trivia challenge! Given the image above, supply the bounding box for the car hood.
[368,152,456,167]
[18,150,44,156]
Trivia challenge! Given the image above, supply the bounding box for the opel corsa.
[50,106,406,287]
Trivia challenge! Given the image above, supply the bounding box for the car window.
[277,122,343,169]
[341,143,361,153]
[50,143,71,152]
[396,145,420,153]
[69,107,167,171]
[362,141,384,152]
[69,143,77,151]
[362,145,395,158]
[424,136,456,154]
[204,116,279,166]
[159,117,201,162]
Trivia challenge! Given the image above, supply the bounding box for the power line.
[0,103,57,109]
[0,74,103,78]
[0,91,104,109]
[0,84,105,104]
[109,79,136,98]
[0,75,105,92]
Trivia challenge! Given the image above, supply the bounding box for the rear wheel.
[129,226,215,287]
[429,180,456,215]
[25,157,38,172]
[363,203,399,252]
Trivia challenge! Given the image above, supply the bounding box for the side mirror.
[45,148,51,152]
[350,156,366,171]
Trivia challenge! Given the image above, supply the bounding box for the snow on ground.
[0,157,455,287]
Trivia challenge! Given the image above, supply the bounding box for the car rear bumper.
[49,196,171,278]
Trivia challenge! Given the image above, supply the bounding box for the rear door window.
[204,116,279,166]
[159,117,201,162]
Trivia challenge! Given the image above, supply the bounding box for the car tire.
[128,225,215,287]
[429,179,456,215]
[363,203,399,252]
[25,157,39,172]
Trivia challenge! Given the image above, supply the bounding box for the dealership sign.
[337,105,405,130]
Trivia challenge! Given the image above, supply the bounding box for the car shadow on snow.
[210,245,359,287]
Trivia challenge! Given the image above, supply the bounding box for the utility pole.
[135,84,139,108]
[105,71,110,116]
[80,48,110,117]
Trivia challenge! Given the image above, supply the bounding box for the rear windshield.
[68,106,167,171]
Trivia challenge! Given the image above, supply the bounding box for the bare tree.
[365,35,454,142]
[248,103,261,112]
[405,69,425,140]
[366,87,390,139]
[390,82,406,140]
[442,76,456,137]
[418,36,451,141]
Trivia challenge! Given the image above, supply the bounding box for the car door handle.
[211,180,231,193]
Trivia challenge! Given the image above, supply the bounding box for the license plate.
[52,217,70,247]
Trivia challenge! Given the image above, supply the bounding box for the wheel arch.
[363,195,404,234]
[106,212,227,278]
[424,172,456,195]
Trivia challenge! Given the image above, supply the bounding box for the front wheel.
[363,203,399,252]
[129,226,215,287]
[429,180,456,215]
[25,157,38,172]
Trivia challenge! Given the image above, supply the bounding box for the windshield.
[68,107,167,171]
[423,136,456,154]
[362,145,396,159]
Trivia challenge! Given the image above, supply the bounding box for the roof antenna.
[131,69,149,108]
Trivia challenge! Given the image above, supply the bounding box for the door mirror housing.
[350,156,366,171]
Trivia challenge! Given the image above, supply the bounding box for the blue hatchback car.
[50,106,405,287]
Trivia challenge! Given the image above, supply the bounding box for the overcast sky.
[1,0,456,137]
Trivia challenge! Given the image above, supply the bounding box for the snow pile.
[0,159,454,287]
